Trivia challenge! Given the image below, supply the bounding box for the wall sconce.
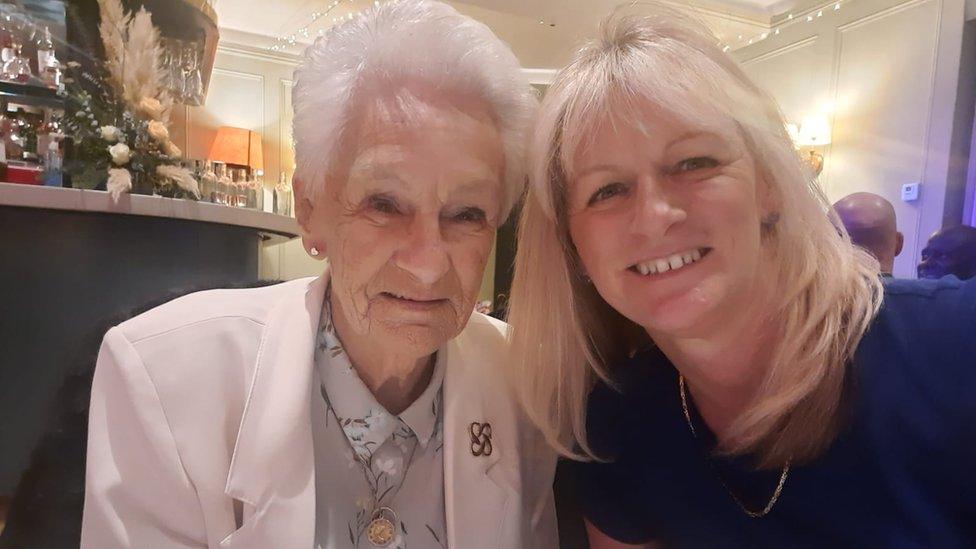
[795,116,831,176]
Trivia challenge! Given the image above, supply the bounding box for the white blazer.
[81,273,558,548]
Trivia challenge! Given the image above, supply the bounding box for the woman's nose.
[629,175,687,236]
[395,215,451,285]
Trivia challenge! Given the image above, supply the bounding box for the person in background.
[833,192,902,276]
[81,1,557,547]
[506,5,976,547]
[917,224,976,280]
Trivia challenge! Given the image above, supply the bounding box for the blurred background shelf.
[0,81,62,110]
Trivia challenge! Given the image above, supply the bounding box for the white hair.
[291,0,536,220]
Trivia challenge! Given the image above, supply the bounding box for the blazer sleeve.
[81,327,207,548]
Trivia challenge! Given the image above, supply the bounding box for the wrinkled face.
[917,229,976,280]
[303,90,504,356]
[566,105,775,339]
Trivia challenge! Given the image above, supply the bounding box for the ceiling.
[214,0,809,67]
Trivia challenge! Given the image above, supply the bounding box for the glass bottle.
[214,161,229,205]
[234,168,247,207]
[5,108,23,160]
[1,42,31,82]
[2,12,31,83]
[36,26,53,70]
[43,140,61,186]
[0,14,14,64]
[200,160,216,203]
[249,169,263,210]
[275,172,293,216]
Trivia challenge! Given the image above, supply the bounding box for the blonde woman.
[508,6,976,548]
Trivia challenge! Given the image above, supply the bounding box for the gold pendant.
[366,508,397,547]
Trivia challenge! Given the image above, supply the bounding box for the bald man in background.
[834,192,904,276]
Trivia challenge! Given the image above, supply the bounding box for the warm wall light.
[208,126,264,173]
[796,116,831,175]
[797,116,831,146]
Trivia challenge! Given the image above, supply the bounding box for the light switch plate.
[901,183,920,201]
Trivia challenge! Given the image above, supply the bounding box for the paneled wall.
[170,43,324,282]
[733,0,972,277]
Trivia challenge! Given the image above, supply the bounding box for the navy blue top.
[573,277,976,548]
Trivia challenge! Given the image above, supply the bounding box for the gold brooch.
[469,422,492,456]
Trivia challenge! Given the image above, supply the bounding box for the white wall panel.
[734,0,967,278]
[829,0,939,276]
[742,36,823,125]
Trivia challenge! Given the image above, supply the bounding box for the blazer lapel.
[442,333,520,549]
[222,271,329,548]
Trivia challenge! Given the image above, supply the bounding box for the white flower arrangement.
[62,0,198,199]
[146,120,169,143]
[99,125,121,142]
[107,142,130,165]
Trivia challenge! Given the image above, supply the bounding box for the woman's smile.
[627,247,713,276]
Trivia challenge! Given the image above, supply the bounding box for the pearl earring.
[310,247,320,256]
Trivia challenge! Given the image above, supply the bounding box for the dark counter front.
[0,204,264,498]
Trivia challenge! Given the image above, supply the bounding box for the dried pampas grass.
[96,0,172,123]
[156,164,200,198]
[97,0,129,95]
[106,168,132,201]
[122,9,170,120]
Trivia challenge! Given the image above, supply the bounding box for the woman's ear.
[292,177,313,234]
[757,171,782,223]
[291,177,326,259]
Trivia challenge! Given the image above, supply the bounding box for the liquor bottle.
[36,26,54,70]
[43,140,62,186]
[36,27,61,89]
[200,160,217,203]
[275,172,293,216]
[0,15,13,64]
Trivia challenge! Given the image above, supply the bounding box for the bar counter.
[0,182,299,494]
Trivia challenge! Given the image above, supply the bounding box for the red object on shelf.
[5,164,41,185]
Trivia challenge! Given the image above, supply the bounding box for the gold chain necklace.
[678,375,790,518]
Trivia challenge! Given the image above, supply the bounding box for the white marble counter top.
[0,182,300,244]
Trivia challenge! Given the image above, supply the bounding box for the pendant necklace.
[361,440,418,547]
[679,374,790,518]
[364,506,399,547]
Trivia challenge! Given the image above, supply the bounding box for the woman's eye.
[588,182,627,206]
[366,194,399,215]
[674,157,719,173]
[450,207,487,224]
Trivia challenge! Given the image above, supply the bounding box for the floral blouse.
[312,289,447,549]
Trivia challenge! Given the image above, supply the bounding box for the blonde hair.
[291,0,537,220]
[506,5,883,468]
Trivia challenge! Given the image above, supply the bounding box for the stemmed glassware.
[1,8,33,83]
[158,38,204,105]
[181,42,203,105]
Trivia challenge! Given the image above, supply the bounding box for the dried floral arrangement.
[61,0,198,200]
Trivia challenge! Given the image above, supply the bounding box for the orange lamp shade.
[208,126,264,171]
[248,130,264,172]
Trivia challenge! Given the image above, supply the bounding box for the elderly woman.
[81,1,556,547]
[507,7,976,548]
